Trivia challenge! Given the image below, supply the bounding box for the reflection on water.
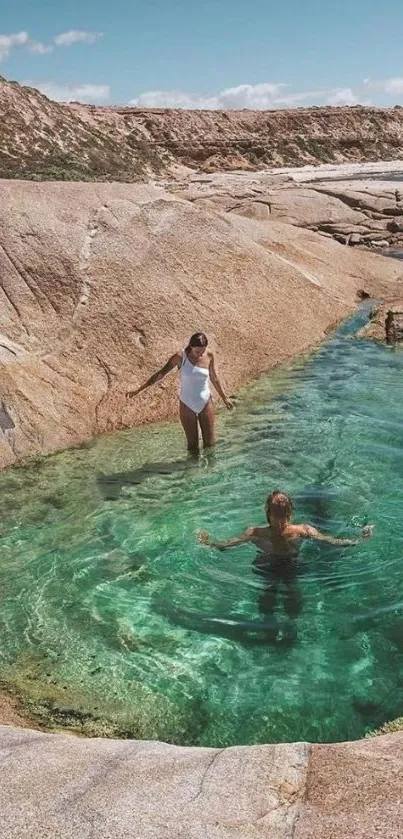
[1,302,403,745]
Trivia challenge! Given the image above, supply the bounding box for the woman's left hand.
[223,397,234,411]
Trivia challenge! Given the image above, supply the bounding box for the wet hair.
[187,332,208,350]
[265,490,293,522]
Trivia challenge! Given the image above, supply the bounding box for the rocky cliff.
[2,75,403,179]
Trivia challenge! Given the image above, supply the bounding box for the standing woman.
[126,333,233,452]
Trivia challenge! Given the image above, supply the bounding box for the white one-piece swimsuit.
[179,353,211,415]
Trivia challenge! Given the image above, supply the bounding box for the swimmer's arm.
[126,352,182,398]
[209,354,233,410]
[198,527,256,551]
[302,524,374,547]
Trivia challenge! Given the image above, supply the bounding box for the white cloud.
[0,31,29,62]
[53,30,102,47]
[361,77,403,99]
[29,41,53,55]
[130,83,322,110]
[326,87,358,106]
[383,77,403,95]
[130,82,366,110]
[34,81,110,103]
[130,89,218,108]
[217,82,288,109]
[0,28,103,64]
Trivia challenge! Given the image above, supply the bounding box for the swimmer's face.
[190,346,206,360]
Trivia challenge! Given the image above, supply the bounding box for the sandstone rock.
[4,76,403,177]
[180,172,403,247]
[356,299,403,343]
[2,724,403,839]
[0,726,308,839]
[0,179,401,468]
[371,239,389,249]
[295,733,403,839]
[268,187,370,228]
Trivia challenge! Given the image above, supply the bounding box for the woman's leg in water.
[179,401,199,452]
[198,399,215,448]
[258,583,277,616]
[284,581,303,617]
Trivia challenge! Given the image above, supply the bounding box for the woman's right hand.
[197,530,210,545]
[362,524,375,539]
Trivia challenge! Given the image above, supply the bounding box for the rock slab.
[2,725,403,838]
[1,179,401,469]
[0,726,308,839]
[295,733,403,839]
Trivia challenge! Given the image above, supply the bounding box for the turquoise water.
[1,303,403,744]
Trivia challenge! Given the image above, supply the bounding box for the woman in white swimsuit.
[126,333,233,451]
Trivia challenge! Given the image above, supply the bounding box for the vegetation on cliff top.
[1,75,403,181]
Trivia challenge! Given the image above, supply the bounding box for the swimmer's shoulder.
[174,349,185,368]
[287,523,312,539]
[247,525,271,540]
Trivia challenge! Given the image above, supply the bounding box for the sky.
[1,0,403,108]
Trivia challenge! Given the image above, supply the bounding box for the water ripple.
[1,305,403,744]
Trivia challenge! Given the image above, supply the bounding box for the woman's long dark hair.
[186,332,208,351]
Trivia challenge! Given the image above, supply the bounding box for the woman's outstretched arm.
[302,524,374,546]
[126,352,182,398]
[198,528,255,550]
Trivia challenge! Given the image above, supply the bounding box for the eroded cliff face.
[0,179,401,469]
[2,75,403,179]
[93,104,403,172]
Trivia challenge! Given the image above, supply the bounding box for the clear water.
[315,171,403,183]
[1,303,403,745]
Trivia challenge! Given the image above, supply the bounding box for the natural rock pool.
[1,303,403,745]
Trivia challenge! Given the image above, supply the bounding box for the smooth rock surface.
[177,169,403,248]
[0,726,308,839]
[2,725,403,839]
[0,179,401,468]
[295,733,403,839]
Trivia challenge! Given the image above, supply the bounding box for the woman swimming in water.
[198,490,374,617]
[126,332,233,452]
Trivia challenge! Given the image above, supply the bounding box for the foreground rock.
[1,725,403,839]
[295,733,403,839]
[1,726,308,839]
[0,179,401,468]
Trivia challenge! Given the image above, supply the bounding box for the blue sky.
[1,0,403,107]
